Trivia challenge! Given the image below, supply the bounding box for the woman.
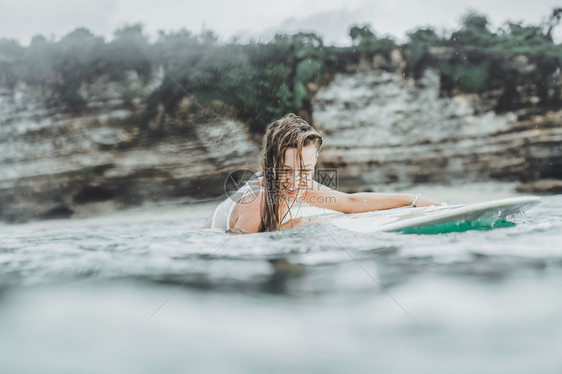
[203,113,437,234]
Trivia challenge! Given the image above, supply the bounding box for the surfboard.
[326,196,541,234]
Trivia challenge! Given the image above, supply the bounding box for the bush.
[439,63,489,93]
[404,9,562,101]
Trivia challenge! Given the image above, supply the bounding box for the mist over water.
[0,185,561,373]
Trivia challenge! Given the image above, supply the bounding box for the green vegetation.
[0,8,560,132]
[439,62,489,94]
[405,9,562,107]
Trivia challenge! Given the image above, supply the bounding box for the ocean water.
[1,185,561,373]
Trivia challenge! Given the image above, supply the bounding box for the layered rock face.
[0,74,259,222]
[313,68,562,191]
[1,55,561,222]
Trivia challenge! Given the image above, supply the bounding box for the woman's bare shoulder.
[230,190,263,233]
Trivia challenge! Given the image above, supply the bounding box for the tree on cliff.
[105,24,152,82]
[544,8,562,42]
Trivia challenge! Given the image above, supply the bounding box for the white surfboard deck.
[326,196,541,234]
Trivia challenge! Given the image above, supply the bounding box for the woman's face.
[280,144,318,200]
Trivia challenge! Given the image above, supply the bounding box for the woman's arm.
[345,192,437,212]
[301,180,438,214]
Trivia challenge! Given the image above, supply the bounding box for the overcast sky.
[1,0,560,45]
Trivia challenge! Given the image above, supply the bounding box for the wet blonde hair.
[259,113,323,232]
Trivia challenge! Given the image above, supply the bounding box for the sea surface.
[1,183,561,373]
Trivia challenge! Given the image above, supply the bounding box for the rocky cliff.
[313,62,562,192]
[1,55,561,222]
[0,72,259,222]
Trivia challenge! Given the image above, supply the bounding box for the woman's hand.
[412,195,441,207]
[280,216,316,230]
[279,214,340,230]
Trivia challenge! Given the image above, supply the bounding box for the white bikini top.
[210,171,298,231]
[211,173,264,231]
